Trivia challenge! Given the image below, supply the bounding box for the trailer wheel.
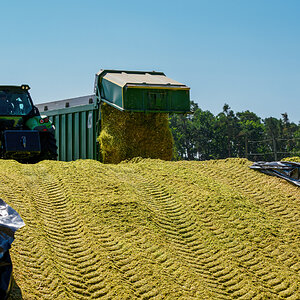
[39,132,58,161]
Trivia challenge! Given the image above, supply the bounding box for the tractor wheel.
[39,132,58,161]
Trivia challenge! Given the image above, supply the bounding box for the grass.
[0,157,299,299]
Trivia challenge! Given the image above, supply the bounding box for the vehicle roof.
[36,95,95,112]
[96,70,188,88]
[0,85,28,91]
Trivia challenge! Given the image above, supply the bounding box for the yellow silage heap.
[98,103,173,163]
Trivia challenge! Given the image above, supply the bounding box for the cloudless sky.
[0,0,299,122]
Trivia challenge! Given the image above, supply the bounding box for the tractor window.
[0,91,33,116]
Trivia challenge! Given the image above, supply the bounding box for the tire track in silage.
[78,165,196,299]
[58,165,162,299]
[134,175,232,299]
[50,163,190,300]
[34,165,144,299]
[182,161,300,299]
[202,160,300,230]
[0,171,67,299]
[27,167,115,299]
[138,177,261,299]
[29,175,90,299]
[134,163,299,299]
[159,173,282,298]
[90,228,161,299]
[198,162,300,269]
[96,166,228,299]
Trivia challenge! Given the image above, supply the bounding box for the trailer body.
[37,97,98,161]
[37,70,191,162]
[95,70,190,113]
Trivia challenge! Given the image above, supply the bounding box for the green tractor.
[0,85,57,163]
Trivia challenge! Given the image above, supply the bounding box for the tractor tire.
[39,132,58,161]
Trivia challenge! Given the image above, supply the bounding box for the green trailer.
[37,70,190,162]
[95,70,190,113]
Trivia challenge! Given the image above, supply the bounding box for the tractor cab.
[0,85,33,116]
[0,85,57,162]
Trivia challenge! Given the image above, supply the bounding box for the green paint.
[96,70,190,113]
[25,116,54,131]
[0,116,23,127]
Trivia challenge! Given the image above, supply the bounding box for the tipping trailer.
[36,69,190,162]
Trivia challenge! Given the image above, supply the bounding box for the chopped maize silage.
[98,103,173,163]
[3,158,300,299]
[283,156,300,163]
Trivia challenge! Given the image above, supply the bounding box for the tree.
[193,109,216,160]
[169,102,300,161]
[215,104,240,158]
[236,111,264,158]
[170,113,196,160]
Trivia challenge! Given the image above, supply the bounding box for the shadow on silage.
[8,278,22,300]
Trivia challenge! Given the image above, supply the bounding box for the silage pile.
[283,156,300,163]
[98,103,173,163]
[1,157,299,299]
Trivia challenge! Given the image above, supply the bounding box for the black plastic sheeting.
[250,161,300,187]
[0,199,25,299]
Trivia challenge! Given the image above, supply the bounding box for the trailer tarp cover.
[250,161,300,187]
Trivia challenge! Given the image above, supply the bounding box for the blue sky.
[0,0,299,123]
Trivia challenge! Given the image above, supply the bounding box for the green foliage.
[170,102,300,161]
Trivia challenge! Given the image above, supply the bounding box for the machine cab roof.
[0,85,34,116]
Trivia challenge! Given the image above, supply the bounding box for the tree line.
[169,102,300,161]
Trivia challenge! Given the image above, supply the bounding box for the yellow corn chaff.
[282,156,300,163]
[98,103,173,164]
